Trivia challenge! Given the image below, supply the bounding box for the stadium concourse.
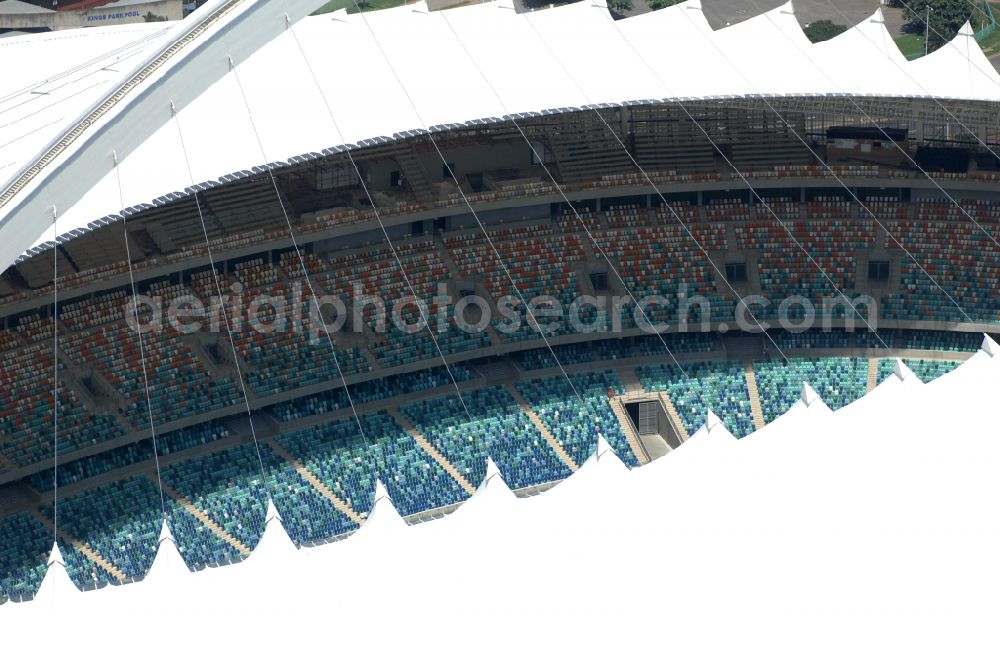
[1,0,1000,659]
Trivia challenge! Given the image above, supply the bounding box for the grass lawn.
[313,0,349,13]
[894,33,925,60]
[434,0,474,9]
[979,28,1000,55]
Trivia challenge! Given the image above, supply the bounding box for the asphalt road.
[701,0,883,30]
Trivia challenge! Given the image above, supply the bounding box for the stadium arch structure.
[0,0,998,599]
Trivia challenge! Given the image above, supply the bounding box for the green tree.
[345,0,373,13]
[607,0,632,17]
[648,0,683,9]
[803,19,847,43]
[900,0,975,52]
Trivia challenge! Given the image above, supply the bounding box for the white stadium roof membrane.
[3,340,1000,662]
[0,23,172,186]
[2,0,1000,269]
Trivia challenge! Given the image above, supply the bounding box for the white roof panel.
[523,0,653,107]
[357,2,507,130]
[0,24,173,196]
[617,1,750,99]
[293,10,422,146]
[3,0,1000,261]
[710,2,822,97]
[811,8,925,97]
[440,0,589,115]
[910,22,1000,101]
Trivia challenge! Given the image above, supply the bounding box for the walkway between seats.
[266,439,365,527]
[31,509,127,582]
[506,384,580,472]
[744,361,766,430]
[156,476,253,557]
[389,409,477,495]
[607,396,651,464]
[866,358,879,392]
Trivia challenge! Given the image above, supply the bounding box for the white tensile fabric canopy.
[3,335,1000,662]
[2,0,1000,262]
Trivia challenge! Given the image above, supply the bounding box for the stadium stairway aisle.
[657,391,689,443]
[867,358,879,392]
[264,439,364,527]
[432,238,504,349]
[616,365,689,452]
[607,397,651,464]
[603,382,687,457]
[156,479,252,558]
[621,367,690,451]
[505,384,579,472]
[637,361,756,438]
[30,509,126,582]
[388,408,477,495]
[743,361,766,431]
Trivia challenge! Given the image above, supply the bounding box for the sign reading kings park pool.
[86,10,143,22]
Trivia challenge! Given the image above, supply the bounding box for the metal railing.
[0,0,246,213]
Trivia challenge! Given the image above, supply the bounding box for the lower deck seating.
[0,329,987,598]
[275,420,377,526]
[160,444,273,553]
[266,442,363,544]
[2,206,998,481]
[163,441,359,552]
[40,476,162,581]
[277,412,469,519]
[516,371,639,468]
[370,413,470,515]
[877,358,961,384]
[165,498,242,569]
[625,333,720,357]
[636,361,755,438]
[59,540,118,591]
[0,513,50,599]
[769,329,884,350]
[892,330,982,353]
[754,358,867,421]
[402,387,569,490]
[41,474,243,580]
